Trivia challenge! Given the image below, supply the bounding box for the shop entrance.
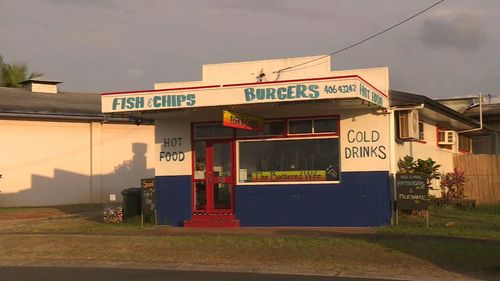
[195,140,233,213]
[187,122,239,227]
[187,139,238,226]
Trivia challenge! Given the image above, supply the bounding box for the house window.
[238,138,340,183]
[398,110,419,139]
[437,130,455,144]
[419,121,425,141]
[458,135,471,151]
[399,111,410,138]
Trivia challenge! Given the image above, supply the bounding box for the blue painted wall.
[235,171,391,227]
[156,175,192,226]
[156,171,391,227]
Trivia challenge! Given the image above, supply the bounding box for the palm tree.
[0,54,4,85]
[1,63,42,88]
[0,56,42,88]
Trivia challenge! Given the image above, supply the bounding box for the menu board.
[396,174,428,210]
[141,178,156,215]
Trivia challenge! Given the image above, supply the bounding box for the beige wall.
[155,55,332,89]
[395,118,467,193]
[154,56,389,97]
[151,55,392,178]
[340,109,390,172]
[155,104,391,178]
[0,119,154,207]
[30,83,58,94]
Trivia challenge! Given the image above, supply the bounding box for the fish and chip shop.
[101,55,395,227]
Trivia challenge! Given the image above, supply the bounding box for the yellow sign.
[252,170,326,182]
[223,110,264,131]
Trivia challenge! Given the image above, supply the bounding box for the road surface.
[0,267,398,281]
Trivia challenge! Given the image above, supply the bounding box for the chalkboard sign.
[141,178,156,215]
[396,173,428,210]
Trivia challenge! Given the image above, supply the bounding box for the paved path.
[0,267,399,281]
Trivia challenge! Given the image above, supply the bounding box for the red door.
[193,140,234,214]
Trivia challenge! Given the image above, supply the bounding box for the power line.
[275,0,445,74]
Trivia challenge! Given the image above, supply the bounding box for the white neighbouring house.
[0,78,155,207]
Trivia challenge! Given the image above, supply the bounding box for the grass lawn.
[0,204,499,280]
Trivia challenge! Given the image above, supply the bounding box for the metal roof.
[0,87,102,118]
[464,103,500,118]
[390,90,492,134]
[19,77,63,84]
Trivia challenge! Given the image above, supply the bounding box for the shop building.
[101,55,482,227]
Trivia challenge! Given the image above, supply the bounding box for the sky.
[0,0,498,98]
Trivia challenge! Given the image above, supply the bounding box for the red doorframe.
[192,140,235,214]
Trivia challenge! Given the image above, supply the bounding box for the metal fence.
[395,199,500,232]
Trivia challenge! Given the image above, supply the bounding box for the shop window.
[288,117,338,135]
[193,141,206,179]
[194,124,233,139]
[289,119,312,134]
[238,138,340,183]
[237,120,285,138]
[314,118,338,133]
[458,135,471,151]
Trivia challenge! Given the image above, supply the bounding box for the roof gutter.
[0,112,129,123]
[376,104,424,114]
[458,93,483,134]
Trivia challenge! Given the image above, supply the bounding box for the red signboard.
[223,110,263,131]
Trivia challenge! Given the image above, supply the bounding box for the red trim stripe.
[100,74,388,98]
[222,75,388,98]
[356,76,388,98]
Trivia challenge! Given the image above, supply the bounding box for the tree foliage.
[397,155,416,173]
[0,55,42,88]
[415,158,441,189]
[398,155,441,190]
[0,54,4,85]
[440,168,466,200]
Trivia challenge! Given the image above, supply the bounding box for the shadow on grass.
[371,206,499,280]
[365,233,499,280]
[268,204,500,281]
[273,229,500,280]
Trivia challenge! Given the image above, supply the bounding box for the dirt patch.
[0,208,66,220]
[0,204,102,221]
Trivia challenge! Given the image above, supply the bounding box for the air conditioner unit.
[438,130,455,145]
[399,110,419,139]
